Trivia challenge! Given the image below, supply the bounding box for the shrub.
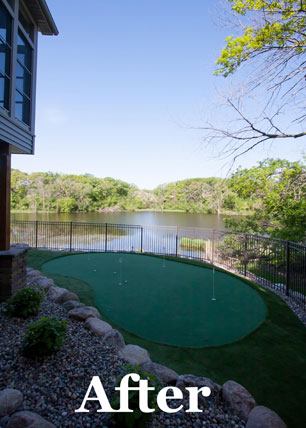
[180,237,206,250]
[5,286,44,318]
[110,365,162,428]
[22,316,68,358]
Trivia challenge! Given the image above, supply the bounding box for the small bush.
[180,237,206,250]
[111,365,162,428]
[22,316,68,358]
[5,286,44,318]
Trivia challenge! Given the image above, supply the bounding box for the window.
[15,31,32,125]
[7,0,15,11]
[0,2,11,111]
[19,6,34,41]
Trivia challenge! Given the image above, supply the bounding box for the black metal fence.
[11,220,306,308]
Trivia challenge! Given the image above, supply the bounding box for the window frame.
[0,0,38,134]
[0,0,13,112]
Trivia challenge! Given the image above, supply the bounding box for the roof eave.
[25,0,59,35]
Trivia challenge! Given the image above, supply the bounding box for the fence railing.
[11,220,306,308]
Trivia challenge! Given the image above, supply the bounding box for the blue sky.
[12,0,305,189]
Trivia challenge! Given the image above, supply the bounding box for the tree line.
[11,158,306,241]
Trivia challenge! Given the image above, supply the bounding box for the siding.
[0,112,34,154]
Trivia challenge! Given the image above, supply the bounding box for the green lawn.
[27,249,306,428]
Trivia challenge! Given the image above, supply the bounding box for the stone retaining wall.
[0,246,28,302]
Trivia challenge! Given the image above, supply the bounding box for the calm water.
[11,211,228,230]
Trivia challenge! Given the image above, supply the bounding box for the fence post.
[105,223,108,252]
[286,240,290,296]
[69,222,73,252]
[212,230,215,264]
[175,227,178,257]
[244,233,248,276]
[35,220,38,248]
[140,226,143,253]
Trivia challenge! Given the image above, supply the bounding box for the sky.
[12,0,305,189]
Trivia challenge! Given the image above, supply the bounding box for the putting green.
[43,253,267,348]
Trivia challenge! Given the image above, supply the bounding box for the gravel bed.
[0,282,246,428]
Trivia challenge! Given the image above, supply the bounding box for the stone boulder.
[68,306,100,321]
[222,380,256,421]
[26,270,42,279]
[6,411,56,428]
[246,406,287,428]
[48,286,79,304]
[85,318,112,337]
[0,389,23,416]
[176,374,220,404]
[36,278,55,291]
[119,344,151,365]
[62,300,85,311]
[102,329,125,350]
[140,362,178,385]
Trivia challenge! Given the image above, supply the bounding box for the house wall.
[0,0,38,154]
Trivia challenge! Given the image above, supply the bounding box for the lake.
[11,211,228,230]
[11,211,234,258]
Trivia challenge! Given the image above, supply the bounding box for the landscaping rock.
[119,344,151,365]
[0,389,23,416]
[36,278,55,291]
[246,406,287,428]
[26,270,43,279]
[140,362,178,385]
[222,380,256,421]
[48,286,79,304]
[6,411,56,428]
[85,317,112,337]
[62,300,85,311]
[68,306,100,321]
[102,329,125,350]
[0,415,9,427]
[176,374,221,405]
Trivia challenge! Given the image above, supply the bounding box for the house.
[0,0,58,300]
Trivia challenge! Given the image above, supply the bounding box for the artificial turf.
[27,249,306,428]
[42,252,267,348]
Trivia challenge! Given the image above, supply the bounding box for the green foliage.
[5,286,44,318]
[11,170,135,213]
[180,237,206,250]
[226,158,306,242]
[11,170,247,215]
[11,159,306,242]
[110,365,162,428]
[22,316,68,358]
[215,1,306,76]
[58,197,78,212]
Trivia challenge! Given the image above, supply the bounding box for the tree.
[226,158,306,241]
[202,0,306,162]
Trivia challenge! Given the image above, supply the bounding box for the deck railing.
[11,220,306,308]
